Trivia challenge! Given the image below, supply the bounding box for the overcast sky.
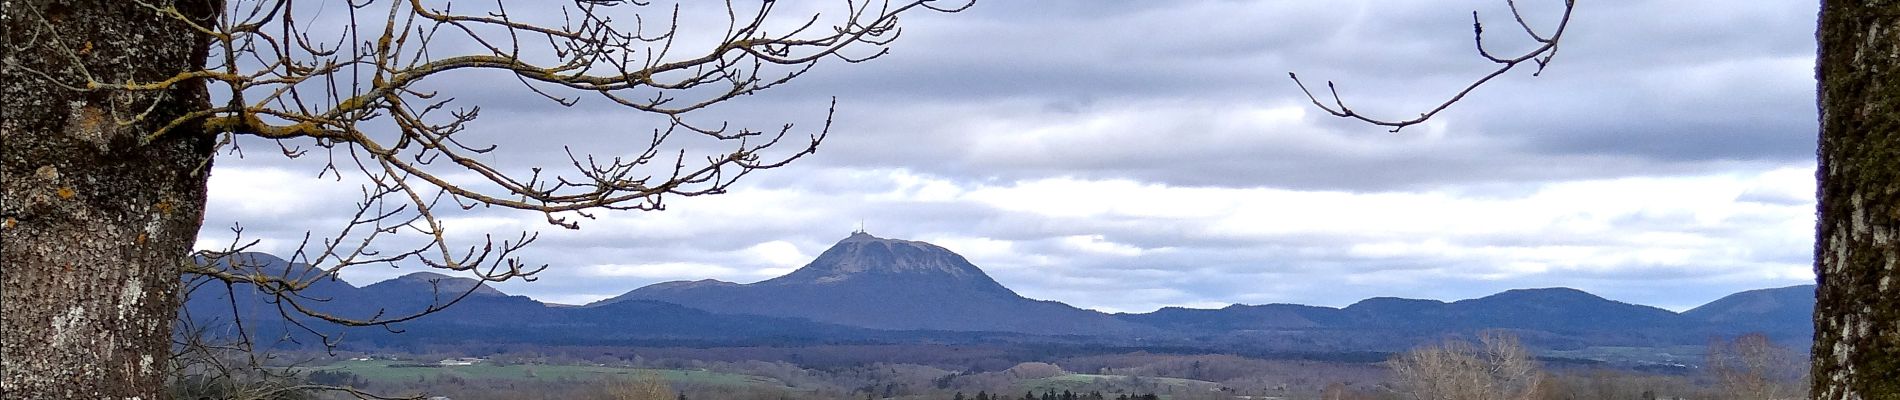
[198,0,1819,313]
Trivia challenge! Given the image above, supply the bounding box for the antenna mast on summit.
[855,220,865,234]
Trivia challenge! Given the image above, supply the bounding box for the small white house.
[437,357,484,366]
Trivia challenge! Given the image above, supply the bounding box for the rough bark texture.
[1813,1,1900,399]
[1,0,217,398]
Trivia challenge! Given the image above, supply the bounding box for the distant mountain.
[1684,284,1815,342]
[184,253,541,324]
[181,244,1816,353]
[1113,287,1698,348]
[179,253,885,348]
[359,271,509,298]
[596,232,1149,335]
[1117,303,1340,332]
[180,252,357,322]
[1385,288,1685,333]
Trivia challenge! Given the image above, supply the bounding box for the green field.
[310,360,787,388]
[1541,345,1707,365]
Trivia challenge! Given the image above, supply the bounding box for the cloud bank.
[198,0,1820,313]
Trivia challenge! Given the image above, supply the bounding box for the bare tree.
[1390,331,1542,400]
[601,371,677,400]
[1707,333,1807,400]
[0,0,966,398]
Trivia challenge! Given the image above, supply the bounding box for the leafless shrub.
[1707,333,1808,400]
[1390,331,1541,400]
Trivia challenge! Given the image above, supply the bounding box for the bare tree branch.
[1290,0,1574,132]
[39,0,969,326]
[0,0,964,396]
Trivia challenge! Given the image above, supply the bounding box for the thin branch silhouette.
[1291,0,1574,132]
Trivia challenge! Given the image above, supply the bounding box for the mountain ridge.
[183,235,1817,351]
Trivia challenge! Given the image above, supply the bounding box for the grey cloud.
[295,0,1818,192]
[204,0,1819,313]
[326,0,1812,174]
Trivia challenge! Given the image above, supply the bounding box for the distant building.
[437,357,484,366]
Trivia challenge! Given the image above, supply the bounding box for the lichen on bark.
[1,0,218,398]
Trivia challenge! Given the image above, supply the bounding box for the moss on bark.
[1813,1,1900,399]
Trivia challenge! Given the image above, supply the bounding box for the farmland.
[310,359,790,388]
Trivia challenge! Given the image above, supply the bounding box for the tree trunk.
[1,1,218,398]
[1813,1,1900,399]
